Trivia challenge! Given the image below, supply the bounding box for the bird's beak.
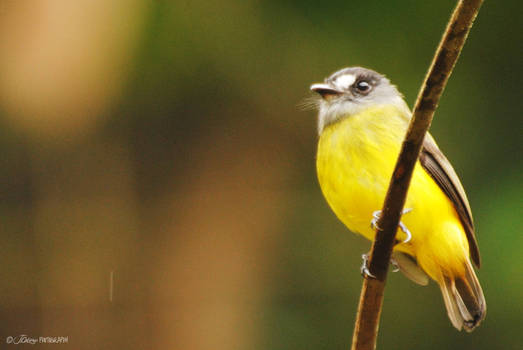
[310,83,342,99]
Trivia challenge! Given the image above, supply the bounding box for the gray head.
[310,67,410,133]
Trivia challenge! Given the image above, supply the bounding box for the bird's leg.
[363,208,413,278]
[370,208,413,244]
[361,253,400,277]
[360,253,376,279]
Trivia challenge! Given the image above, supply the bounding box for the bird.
[310,66,486,332]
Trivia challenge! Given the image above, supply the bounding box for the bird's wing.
[419,134,481,267]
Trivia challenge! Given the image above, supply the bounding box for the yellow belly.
[316,106,470,280]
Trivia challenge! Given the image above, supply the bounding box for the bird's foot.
[360,253,376,279]
[360,253,400,278]
[370,210,382,231]
[390,258,400,273]
[370,208,413,244]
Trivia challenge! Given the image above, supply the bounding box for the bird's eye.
[354,80,371,93]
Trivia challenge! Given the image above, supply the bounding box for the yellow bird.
[311,67,485,332]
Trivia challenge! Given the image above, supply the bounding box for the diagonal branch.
[350,1,484,349]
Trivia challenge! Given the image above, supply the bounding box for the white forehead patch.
[334,74,356,90]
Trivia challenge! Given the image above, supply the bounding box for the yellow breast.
[316,105,469,273]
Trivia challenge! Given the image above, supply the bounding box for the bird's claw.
[360,254,400,277]
[370,210,382,231]
[390,258,400,273]
[398,221,412,243]
[370,208,413,244]
[360,253,376,279]
[360,254,400,279]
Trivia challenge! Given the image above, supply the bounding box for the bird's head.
[310,67,409,133]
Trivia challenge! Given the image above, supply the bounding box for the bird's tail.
[439,259,486,332]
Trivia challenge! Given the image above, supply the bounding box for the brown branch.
[350,1,484,349]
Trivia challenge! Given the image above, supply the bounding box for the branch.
[350,1,484,349]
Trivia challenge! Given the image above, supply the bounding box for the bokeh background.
[0,0,521,349]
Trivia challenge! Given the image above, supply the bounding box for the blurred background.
[0,0,521,349]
